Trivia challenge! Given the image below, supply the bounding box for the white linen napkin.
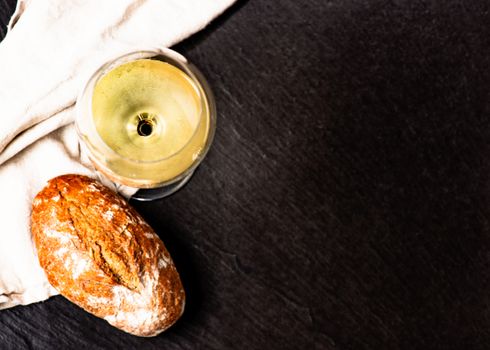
[0,0,234,310]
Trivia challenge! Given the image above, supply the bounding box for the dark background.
[1,0,490,349]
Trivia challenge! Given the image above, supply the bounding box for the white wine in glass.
[76,49,216,200]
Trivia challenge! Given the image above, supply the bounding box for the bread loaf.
[30,174,185,337]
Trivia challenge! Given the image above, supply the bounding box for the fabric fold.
[0,0,235,310]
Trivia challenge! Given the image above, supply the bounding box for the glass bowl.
[76,48,216,201]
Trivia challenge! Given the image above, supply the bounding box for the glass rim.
[75,47,216,165]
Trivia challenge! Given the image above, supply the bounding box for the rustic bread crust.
[31,174,185,337]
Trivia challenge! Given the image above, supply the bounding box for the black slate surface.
[1,1,490,349]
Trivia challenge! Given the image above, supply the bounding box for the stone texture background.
[1,1,490,349]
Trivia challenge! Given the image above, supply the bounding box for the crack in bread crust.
[61,183,141,291]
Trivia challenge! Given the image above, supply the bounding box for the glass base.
[130,171,194,201]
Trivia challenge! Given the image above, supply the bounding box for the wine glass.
[76,48,216,201]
